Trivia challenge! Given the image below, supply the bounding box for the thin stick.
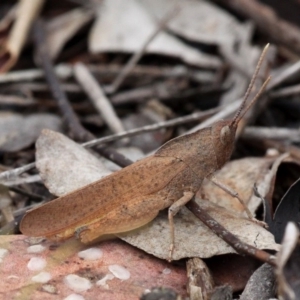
[34,19,89,142]
[0,0,45,73]
[0,163,35,181]
[0,64,214,84]
[83,107,220,148]
[8,186,44,201]
[107,6,180,94]
[186,199,276,266]
[74,63,126,135]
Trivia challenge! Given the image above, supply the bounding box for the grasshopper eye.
[220,125,231,145]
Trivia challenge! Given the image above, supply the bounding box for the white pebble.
[78,248,103,260]
[266,148,279,157]
[64,294,85,300]
[7,275,19,280]
[0,248,8,263]
[64,274,92,293]
[27,257,47,271]
[162,268,171,275]
[42,284,57,294]
[27,245,46,254]
[31,271,52,283]
[108,264,130,280]
[96,274,114,289]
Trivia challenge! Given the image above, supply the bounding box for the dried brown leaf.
[200,157,276,214]
[36,129,111,197]
[0,112,62,152]
[119,198,279,260]
[141,0,243,46]
[45,8,94,60]
[89,0,221,68]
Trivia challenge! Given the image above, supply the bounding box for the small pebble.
[27,257,46,271]
[64,274,92,293]
[96,274,114,289]
[31,271,52,283]
[64,294,85,300]
[0,248,8,263]
[27,245,46,254]
[108,264,130,280]
[163,268,171,275]
[42,284,57,294]
[78,248,103,260]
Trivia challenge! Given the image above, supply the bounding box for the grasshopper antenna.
[231,44,270,127]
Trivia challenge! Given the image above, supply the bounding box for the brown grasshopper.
[21,45,270,260]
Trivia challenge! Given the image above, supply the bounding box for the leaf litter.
[1,0,300,298]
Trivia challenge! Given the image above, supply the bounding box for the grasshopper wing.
[20,155,186,238]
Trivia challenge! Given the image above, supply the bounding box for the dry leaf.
[89,0,221,68]
[36,129,111,197]
[119,198,279,260]
[141,0,243,47]
[0,112,62,152]
[45,8,94,60]
[200,157,276,214]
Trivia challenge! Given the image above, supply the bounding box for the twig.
[0,64,214,84]
[2,174,41,186]
[107,6,180,93]
[187,100,241,133]
[186,199,276,266]
[269,61,300,90]
[270,83,300,98]
[5,82,81,94]
[83,107,220,148]
[74,63,126,135]
[33,19,132,168]
[110,83,222,106]
[0,94,36,106]
[0,163,35,182]
[34,19,90,142]
[213,0,300,55]
[243,126,300,142]
[8,186,44,201]
[0,0,45,73]
[110,82,183,105]
[0,64,73,83]
[244,137,300,162]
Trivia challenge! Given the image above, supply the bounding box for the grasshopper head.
[211,120,237,169]
[210,44,271,170]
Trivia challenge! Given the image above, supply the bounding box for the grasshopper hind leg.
[76,194,164,243]
[168,191,195,261]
